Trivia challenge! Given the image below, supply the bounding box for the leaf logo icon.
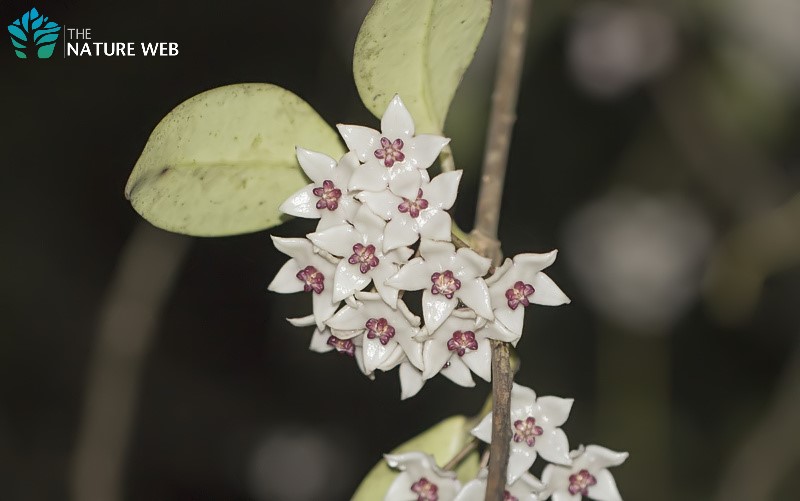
[8,7,61,59]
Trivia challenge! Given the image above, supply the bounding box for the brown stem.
[443,438,480,471]
[472,0,533,499]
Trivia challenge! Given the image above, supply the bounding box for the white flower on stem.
[384,452,461,501]
[387,239,493,332]
[337,95,450,199]
[422,309,493,383]
[288,315,370,377]
[308,205,412,306]
[268,237,339,329]
[472,383,573,484]
[487,251,571,339]
[541,445,628,501]
[398,352,478,399]
[454,468,544,501]
[358,170,462,252]
[278,149,360,230]
[326,292,423,373]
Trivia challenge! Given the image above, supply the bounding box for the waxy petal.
[537,396,574,428]
[388,165,424,199]
[386,257,431,291]
[267,258,305,293]
[309,329,334,353]
[456,248,492,279]
[495,306,525,337]
[332,261,371,301]
[508,441,538,484]
[336,124,381,161]
[296,147,336,183]
[588,468,623,501]
[381,95,415,138]
[536,427,572,466]
[458,279,494,320]
[311,287,338,328]
[531,272,571,306]
[362,336,394,373]
[356,189,400,220]
[348,160,389,192]
[423,289,458,333]
[308,224,358,257]
[417,209,452,242]
[408,134,451,170]
[384,216,420,252]
[278,184,320,218]
[425,170,462,210]
[461,337,491,382]
[440,358,475,387]
[399,362,425,400]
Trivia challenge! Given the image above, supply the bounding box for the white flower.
[387,239,493,332]
[472,384,573,484]
[267,236,339,329]
[454,468,544,501]
[278,148,360,230]
[288,315,370,376]
[541,445,628,501]
[487,252,571,339]
[422,309,492,383]
[398,353,478,399]
[338,95,450,199]
[358,170,462,252]
[308,205,412,306]
[384,452,461,501]
[326,292,423,373]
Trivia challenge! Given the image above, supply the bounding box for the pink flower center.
[326,335,355,357]
[504,491,519,501]
[296,265,325,294]
[365,317,396,345]
[398,189,429,218]
[431,270,461,299]
[568,469,597,496]
[312,179,342,211]
[410,477,438,501]
[348,243,380,274]
[512,416,543,447]
[447,330,478,356]
[505,281,535,310]
[374,136,406,167]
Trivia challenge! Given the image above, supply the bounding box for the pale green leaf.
[125,83,344,236]
[354,0,491,134]
[351,415,477,500]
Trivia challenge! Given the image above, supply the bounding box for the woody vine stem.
[469,0,532,499]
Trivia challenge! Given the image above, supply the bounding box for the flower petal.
[588,469,623,501]
[423,289,458,333]
[307,224,358,257]
[325,304,366,331]
[580,445,629,471]
[336,124,381,161]
[537,396,574,428]
[349,160,390,192]
[531,272,571,306]
[552,491,579,501]
[362,336,394,373]
[536,427,572,466]
[371,262,401,307]
[440,357,475,387]
[384,216,420,253]
[267,259,305,293]
[456,248,492,278]
[508,441,537,484]
[332,261,371,302]
[278,184,320,218]
[356,189,401,220]
[286,315,315,327]
[425,171,462,210]
[461,337,492,382]
[271,235,314,262]
[309,329,334,353]
[418,238,456,263]
[388,165,424,199]
[495,306,525,337]
[381,94,415,138]
[483,321,521,344]
[470,413,492,443]
[417,209,452,242]
[399,362,425,400]
[509,384,538,417]
[422,338,452,379]
[408,134,450,170]
[295,147,336,183]
[386,257,431,291]
[312,287,339,328]
[458,279,494,321]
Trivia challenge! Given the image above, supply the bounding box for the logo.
[7,7,61,59]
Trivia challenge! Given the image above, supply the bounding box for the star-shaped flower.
[486,251,571,339]
[267,237,339,329]
[337,95,450,199]
[287,315,371,377]
[357,171,462,252]
[540,445,628,501]
[387,239,493,332]
[384,452,461,501]
[278,148,360,230]
[472,383,573,484]
[454,468,543,501]
[421,309,494,383]
[326,292,423,373]
[308,205,412,306]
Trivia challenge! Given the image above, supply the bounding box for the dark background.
[3,0,800,500]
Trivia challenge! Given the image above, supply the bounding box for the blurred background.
[2,0,799,499]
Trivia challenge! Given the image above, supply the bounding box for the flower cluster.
[268,95,570,399]
[383,383,628,501]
